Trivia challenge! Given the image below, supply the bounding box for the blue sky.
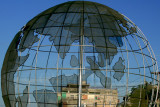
[0,0,160,106]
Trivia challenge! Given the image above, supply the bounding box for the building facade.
[57,81,118,107]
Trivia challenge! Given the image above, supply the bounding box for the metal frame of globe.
[1,1,159,107]
[123,15,159,106]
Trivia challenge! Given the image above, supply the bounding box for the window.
[70,95,74,99]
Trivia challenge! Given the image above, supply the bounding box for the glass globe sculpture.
[1,1,159,107]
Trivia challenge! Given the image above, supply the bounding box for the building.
[58,81,118,107]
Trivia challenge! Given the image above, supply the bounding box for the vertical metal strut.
[78,2,84,107]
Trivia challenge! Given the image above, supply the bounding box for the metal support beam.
[78,3,84,107]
